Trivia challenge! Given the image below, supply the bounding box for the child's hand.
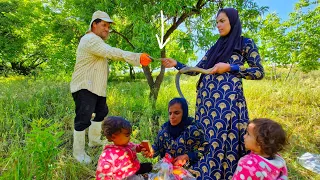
[136,144,143,153]
[139,140,153,158]
[141,147,154,158]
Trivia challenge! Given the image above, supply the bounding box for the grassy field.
[0,68,319,179]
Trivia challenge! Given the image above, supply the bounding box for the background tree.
[2,1,318,81]
[256,13,290,79]
[0,0,83,76]
[287,0,320,72]
[56,0,266,106]
[256,0,319,79]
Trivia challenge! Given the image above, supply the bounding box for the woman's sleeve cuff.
[230,64,240,72]
[187,152,197,162]
[174,61,185,70]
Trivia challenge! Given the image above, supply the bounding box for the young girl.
[232,118,288,180]
[96,116,152,180]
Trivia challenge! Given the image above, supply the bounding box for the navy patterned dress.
[175,38,264,179]
[152,120,209,167]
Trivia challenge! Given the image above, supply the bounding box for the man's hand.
[161,58,177,68]
[173,154,189,166]
[140,53,152,66]
[210,62,231,74]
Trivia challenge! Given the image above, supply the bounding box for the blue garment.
[152,119,208,166]
[175,38,264,179]
[153,98,209,166]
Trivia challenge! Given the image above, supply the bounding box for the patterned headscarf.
[204,8,243,69]
[166,98,193,139]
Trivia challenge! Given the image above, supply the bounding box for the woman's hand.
[173,154,189,166]
[140,147,154,158]
[161,58,177,68]
[210,62,231,74]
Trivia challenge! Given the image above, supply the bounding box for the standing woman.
[162,8,264,179]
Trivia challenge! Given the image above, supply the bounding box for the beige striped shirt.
[70,32,141,97]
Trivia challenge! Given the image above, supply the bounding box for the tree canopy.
[256,0,319,73]
[0,0,318,90]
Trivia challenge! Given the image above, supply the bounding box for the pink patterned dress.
[232,152,288,180]
[96,142,141,180]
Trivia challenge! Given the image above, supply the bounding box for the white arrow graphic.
[156,10,170,49]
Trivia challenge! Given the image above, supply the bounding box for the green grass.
[0,68,319,179]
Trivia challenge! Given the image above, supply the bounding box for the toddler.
[232,118,288,180]
[96,116,152,180]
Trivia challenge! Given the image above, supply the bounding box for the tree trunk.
[140,1,210,130]
[142,49,166,133]
[129,65,135,80]
[272,63,277,80]
[143,49,166,107]
[285,63,294,81]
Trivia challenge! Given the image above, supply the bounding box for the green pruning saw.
[148,56,163,62]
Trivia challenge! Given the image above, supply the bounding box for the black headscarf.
[166,98,193,139]
[204,8,243,69]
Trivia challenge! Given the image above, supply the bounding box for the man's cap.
[87,10,113,32]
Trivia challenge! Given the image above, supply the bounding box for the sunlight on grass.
[0,70,319,179]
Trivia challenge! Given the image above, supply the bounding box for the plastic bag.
[297,152,320,174]
[148,153,196,180]
[126,174,146,180]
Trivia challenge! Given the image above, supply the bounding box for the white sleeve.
[86,35,141,66]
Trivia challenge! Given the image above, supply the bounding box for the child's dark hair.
[102,116,132,140]
[250,118,287,157]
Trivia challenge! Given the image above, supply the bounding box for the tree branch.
[32,58,46,68]
[110,30,135,49]
[154,50,166,87]
[142,66,155,88]
[163,0,210,41]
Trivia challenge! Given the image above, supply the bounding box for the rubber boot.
[88,121,107,147]
[73,130,91,164]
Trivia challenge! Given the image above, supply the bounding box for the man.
[70,10,151,163]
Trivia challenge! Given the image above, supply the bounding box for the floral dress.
[96,142,140,180]
[175,38,264,179]
[232,152,288,180]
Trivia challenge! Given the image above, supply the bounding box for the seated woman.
[145,97,209,168]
